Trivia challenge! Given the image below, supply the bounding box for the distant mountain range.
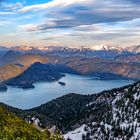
[125,45,140,53]
[7,45,140,53]
[0,45,140,59]
[1,81,140,139]
[10,45,139,59]
[0,46,9,57]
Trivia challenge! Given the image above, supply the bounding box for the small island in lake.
[58,81,66,86]
[22,83,35,89]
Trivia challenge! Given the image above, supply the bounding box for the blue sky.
[0,0,140,47]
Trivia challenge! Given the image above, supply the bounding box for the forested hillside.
[0,106,64,140]
[65,82,140,139]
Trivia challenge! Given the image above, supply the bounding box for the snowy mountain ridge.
[5,45,140,53]
[64,82,140,140]
[125,45,140,53]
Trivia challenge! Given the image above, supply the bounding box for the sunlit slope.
[0,54,48,66]
[0,54,48,80]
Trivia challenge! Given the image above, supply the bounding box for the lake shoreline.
[0,74,134,109]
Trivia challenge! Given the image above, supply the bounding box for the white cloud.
[9,2,23,10]
[18,0,87,13]
[18,0,140,32]
[19,24,38,32]
[0,2,23,11]
[5,33,16,36]
[0,11,15,15]
[0,21,12,26]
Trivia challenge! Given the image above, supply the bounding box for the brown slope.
[9,54,48,66]
[68,62,140,79]
[0,54,48,66]
[115,53,140,63]
[0,64,27,81]
[0,54,49,81]
[50,56,140,80]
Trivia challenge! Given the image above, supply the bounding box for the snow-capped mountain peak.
[126,45,140,53]
[89,45,123,52]
[90,45,109,51]
[11,46,36,51]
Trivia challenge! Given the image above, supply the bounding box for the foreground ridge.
[64,82,140,140]
[0,106,64,140]
[0,82,139,140]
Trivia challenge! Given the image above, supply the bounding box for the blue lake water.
[0,74,133,109]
